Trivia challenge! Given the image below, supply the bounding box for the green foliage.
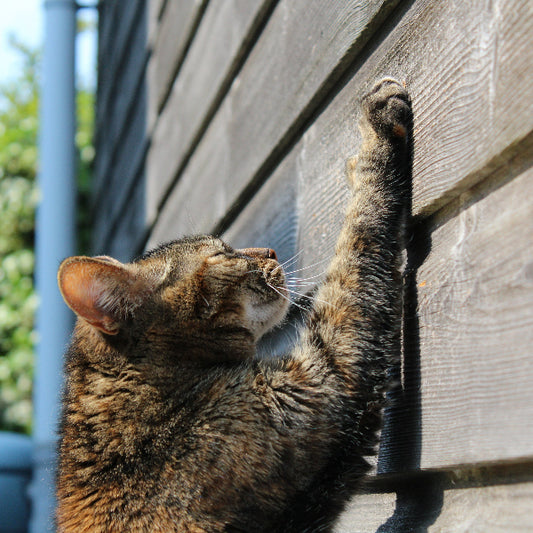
[0,38,40,433]
[0,37,94,433]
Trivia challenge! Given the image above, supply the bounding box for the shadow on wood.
[376,473,445,533]
[376,218,445,531]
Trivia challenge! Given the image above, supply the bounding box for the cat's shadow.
[376,218,444,532]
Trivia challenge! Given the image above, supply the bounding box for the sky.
[0,0,97,88]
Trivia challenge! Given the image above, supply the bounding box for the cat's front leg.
[308,77,413,385]
[299,76,413,463]
[270,79,413,533]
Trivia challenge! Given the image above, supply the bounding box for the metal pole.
[31,1,77,530]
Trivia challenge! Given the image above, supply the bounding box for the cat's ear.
[57,256,148,335]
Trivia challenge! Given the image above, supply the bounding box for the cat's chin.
[245,297,290,342]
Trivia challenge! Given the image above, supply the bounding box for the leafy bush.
[0,40,40,433]
[0,38,94,433]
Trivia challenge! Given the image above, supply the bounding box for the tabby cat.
[56,79,412,532]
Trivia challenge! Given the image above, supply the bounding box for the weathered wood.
[137,0,533,471]
[93,49,147,213]
[96,0,145,138]
[383,165,533,471]
[146,0,276,217]
[148,0,400,243]
[221,154,299,262]
[148,0,166,47]
[335,474,533,532]
[149,0,533,249]
[95,166,148,262]
[147,0,206,118]
[92,87,148,255]
[93,0,147,205]
[335,492,395,532]
[224,150,533,470]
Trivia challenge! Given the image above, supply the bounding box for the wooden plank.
[96,0,144,137]
[92,32,148,210]
[96,0,122,90]
[383,166,533,470]
[92,87,148,255]
[146,0,276,211]
[292,0,533,271]
[95,0,115,96]
[148,0,166,47]
[147,144,298,259]
[235,169,533,473]
[93,167,148,262]
[149,0,533,248]
[335,475,533,532]
[223,144,533,470]
[148,0,400,242]
[147,0,205,118]
[93,0,147,202]
[221,155,299,261]
[261,0,533,279]
[335,492,395,532]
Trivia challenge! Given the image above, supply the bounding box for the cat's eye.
[207,251,229,262]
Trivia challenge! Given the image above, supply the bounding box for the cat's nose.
[236,248,278,261]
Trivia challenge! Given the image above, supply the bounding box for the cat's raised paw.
[361,78,412,141]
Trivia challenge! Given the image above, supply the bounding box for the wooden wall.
[93,1,533,530]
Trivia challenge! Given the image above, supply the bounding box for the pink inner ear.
[58,259,124,335]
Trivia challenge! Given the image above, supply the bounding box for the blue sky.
[0,0,97,88]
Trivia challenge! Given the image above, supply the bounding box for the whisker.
[267,283,308,313]
[284,257,331,277]
[279,286,336,309]
[287,271,327,283]
[286,278,319,286]
[272,250,304,274]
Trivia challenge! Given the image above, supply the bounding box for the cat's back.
[57,350,336,532]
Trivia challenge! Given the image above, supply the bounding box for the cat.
[56,78,412,532]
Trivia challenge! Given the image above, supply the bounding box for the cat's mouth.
[237,250,289,339]
[263,261,287,296]
[235,247,287,297]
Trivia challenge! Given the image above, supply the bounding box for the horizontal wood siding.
[147,0,401,246]
[147,0,206,120]
[92,0,147,261]
[146,0,276,224]
[336,468,533,532]
[93,0,533,528]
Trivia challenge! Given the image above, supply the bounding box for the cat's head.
[58,235,289,363]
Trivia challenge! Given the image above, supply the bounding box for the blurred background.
[0,1,97,531]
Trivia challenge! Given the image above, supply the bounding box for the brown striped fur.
[56,79,412,532]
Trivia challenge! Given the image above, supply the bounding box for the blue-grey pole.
[31,0,77,530]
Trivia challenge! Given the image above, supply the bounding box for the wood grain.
[93,0,147,205]
[224,150,533,471]
[148,0,399,244]
[146,0,275,219]
[149,0,533,249]
[382,166,533,471]
[147,0,206,118]
[335,476,533,532]
[282,0,533,282]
